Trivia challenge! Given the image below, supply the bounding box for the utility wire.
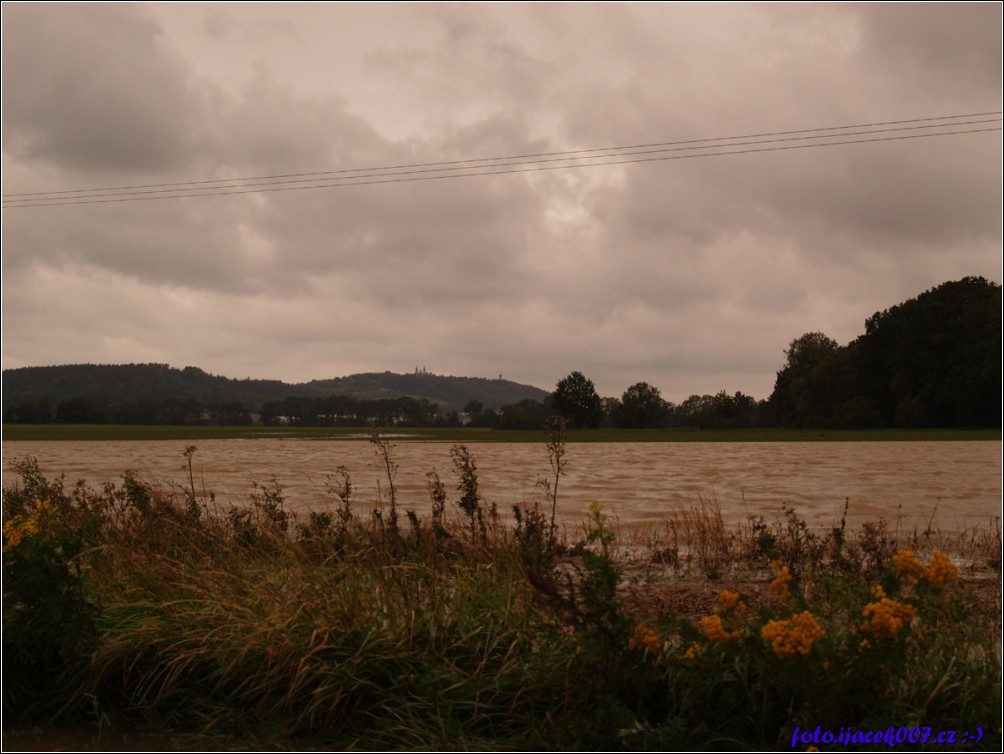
[5,118,1001,205]
[6,127,998,208]
[4,117,1000,208]
[5,116,995,204]
[4,110,999,200]
[7,127,999,208]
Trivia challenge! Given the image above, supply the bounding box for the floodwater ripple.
[2,439,999,533]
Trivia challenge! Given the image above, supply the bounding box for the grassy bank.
[3,434,1001,750]
[3,423,1000,442]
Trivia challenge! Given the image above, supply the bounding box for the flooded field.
[2,439,1000,533]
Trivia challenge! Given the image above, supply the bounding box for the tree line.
[5,277,998,430]
[544,277,1000,430]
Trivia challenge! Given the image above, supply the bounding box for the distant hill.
[301,372,547,414]
[1,363,548,421]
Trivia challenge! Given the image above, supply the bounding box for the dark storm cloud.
[856,3,1001,92]
[2,4,211,177]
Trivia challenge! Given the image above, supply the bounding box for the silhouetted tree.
[551,371,603,429]
[769,332,846,427]
[613,382,669,428]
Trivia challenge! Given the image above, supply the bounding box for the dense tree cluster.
[3,395,253,426]
[768,277,1001,428]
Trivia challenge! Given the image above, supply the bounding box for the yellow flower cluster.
[925,549,959,587]
[859,585,917,639]
[770,560,793,601]
[892,548,959,588]
[629,623,661,653]
[3,516,39,548]
[3,499,53,549]
[699,614,741,643]
[717,589,747,612]
[891,548,928,585]
[761,610,826,659]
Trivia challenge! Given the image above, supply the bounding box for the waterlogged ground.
[3,439,999,534]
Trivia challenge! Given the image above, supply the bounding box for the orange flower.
[892,549,927,585]
[699,614,741,643]
[717,589,746,612]
[925,549,959,588]
[860,588,917,639]
[761,611,825,659]
[770,560,793,601]
[629,623,661,653]
[893,548,959,589]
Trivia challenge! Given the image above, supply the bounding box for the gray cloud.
[856,3,1001,93]
[2,4,211,177]
[2,3,999,402]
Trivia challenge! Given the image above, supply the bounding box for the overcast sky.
[2,2,1000,402]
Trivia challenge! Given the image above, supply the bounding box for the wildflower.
[770,560,792,601]
[3,514,40,549]
[892,548,927,585]
[925,549,959,588]
[3,499,58,549]
[629,623,661,653]
[760,610,826,659]
[699,614,741,643]
[587,501,603,517]
[717,589,746,612]
[683,641,703,660]
[860,590,917,639]
[3,518,25,548]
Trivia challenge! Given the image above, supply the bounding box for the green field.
[2,423,1000,442]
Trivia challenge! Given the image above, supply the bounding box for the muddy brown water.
[3,440,1000,534]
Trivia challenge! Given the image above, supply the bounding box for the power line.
[6,126,999,208]
[4,110,999,200]
[6,127,998,208]
[6,117,1001,205]
[4,115,1000,208]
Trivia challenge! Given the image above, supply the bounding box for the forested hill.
[301,372,548,413]
[3,364,291,418]
[1,364,548,422]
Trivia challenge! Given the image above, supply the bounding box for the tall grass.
[3,439,1000,750]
